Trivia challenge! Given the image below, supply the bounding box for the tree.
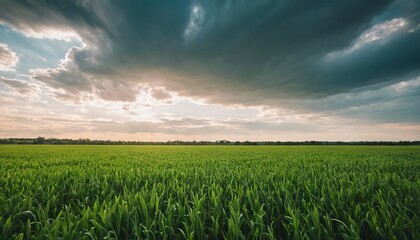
[35,136,45,144]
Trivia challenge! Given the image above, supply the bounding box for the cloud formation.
[0,77,34,94]
[0,43,19,72]
[286,77,420,124]
[1,0,419,105]
[0,0,419,141]
[1,112,419,141]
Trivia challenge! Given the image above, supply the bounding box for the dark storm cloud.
[0,0,109,42]
[287,77,420,123]
[317,27,420,94]
[1,0,419,104]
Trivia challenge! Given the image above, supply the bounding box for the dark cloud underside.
[0,0,419,104]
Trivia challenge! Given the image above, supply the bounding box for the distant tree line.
[0,137,419,146]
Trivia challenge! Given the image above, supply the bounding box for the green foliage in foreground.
[0,146,419,239]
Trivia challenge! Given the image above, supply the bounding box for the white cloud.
[31,44,141,102]
[31,45,93,95]
[184,5,205,41]
[9,25,81,42]
[325,18,408,61]
[357,18,407,46]
[0,43,19,72]
[392,77,420,92]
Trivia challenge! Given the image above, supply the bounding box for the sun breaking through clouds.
[0,0,419,141]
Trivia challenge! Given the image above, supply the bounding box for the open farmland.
[0,145,419,239]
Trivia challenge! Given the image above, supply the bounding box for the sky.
[0,0,419,141]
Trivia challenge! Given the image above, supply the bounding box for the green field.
[0,145,419,239]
